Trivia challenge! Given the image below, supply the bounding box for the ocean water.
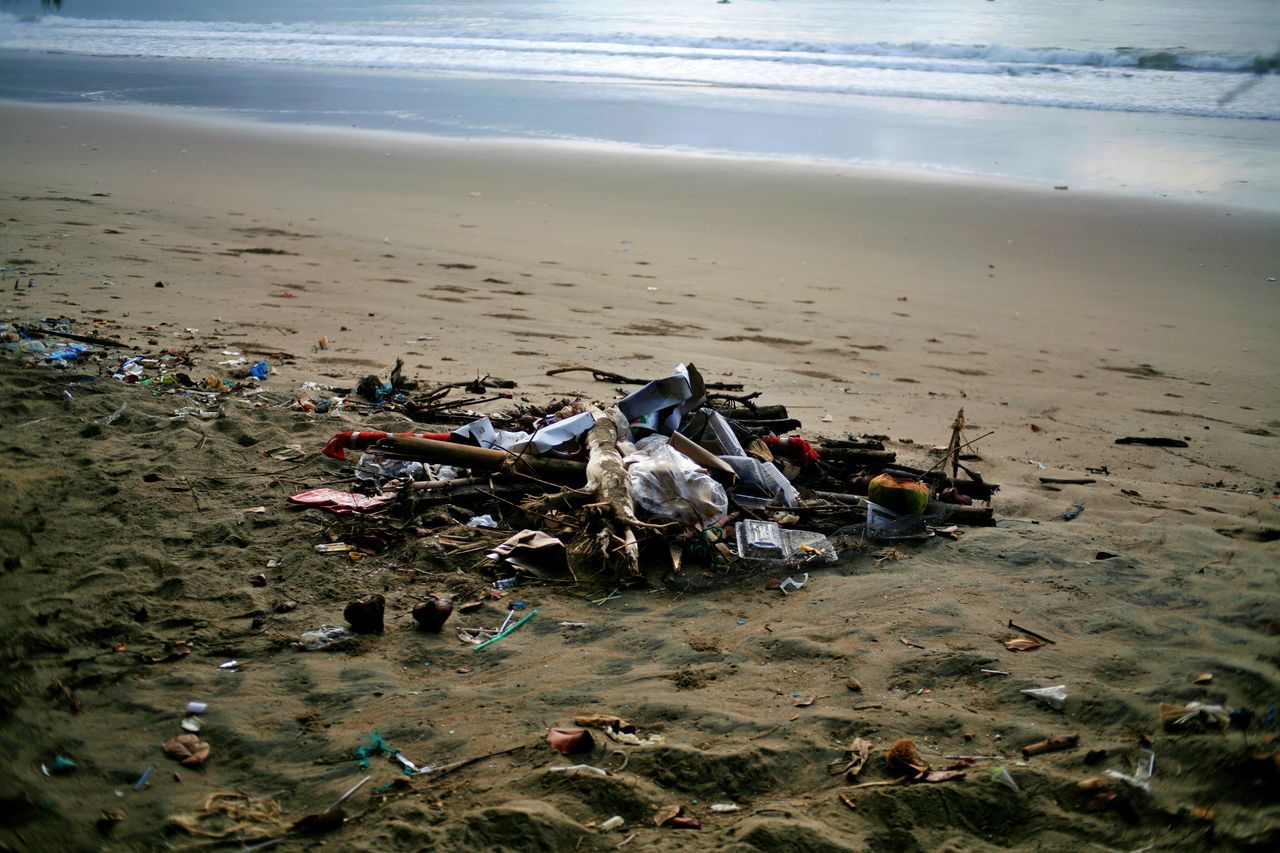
[1,0,1277,207]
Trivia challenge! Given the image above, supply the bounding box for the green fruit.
[867,474,929,515]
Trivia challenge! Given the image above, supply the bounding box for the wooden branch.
[585,407,640,576]
[810,491,996,526]
[377,437,586,484]
[714,404,789,421]
[25,327,128,348]
[546,365,744,391]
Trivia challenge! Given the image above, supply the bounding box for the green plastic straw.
[474,609,538,651]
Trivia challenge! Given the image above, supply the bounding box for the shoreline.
[3,47,1279,212]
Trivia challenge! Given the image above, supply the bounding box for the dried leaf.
[574,714,636,733]
[141,650,190,664]
[845,737,874,779]
[792,695,816,708]
[1192,673,1213,685]
[653,805,682,827]
[1004,636,1043,651]
[163,734,210,768]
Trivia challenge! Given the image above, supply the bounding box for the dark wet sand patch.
[790,369,844,380]
[438,263,477,270]
[717,335,811,346]
[314,356,386,367]
[929,366,988,376]
[1136,408,1234,425]
[509,330,579,340]
[1102,363,1173,379]
[432,285,473,293]
[617,320,706,337]
[232,227,315,239]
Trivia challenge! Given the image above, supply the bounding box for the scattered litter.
[546,727,594,755]
[1021,684,1068,711]
[548,764,608,776]
[163,734,211,768]
[991,766,1020,792]
[1051,503,1085,522]
[474,608,537,650]
[1104,748,1156,792]
[300,625,354,651]
[1160,702,1230,732]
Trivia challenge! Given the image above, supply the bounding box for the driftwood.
[377,437,586,484]
[730,418,803,436]
[26,327,128,348]
[547,365,744,391]
[1021,734,1079,757]
[714,404,789,421]
[819,438,886,452]
[584,407,641,577]
[1115,437,1189,448]
[811,491,995,527]
[1038,477,1096,485]
[818,448,897,466]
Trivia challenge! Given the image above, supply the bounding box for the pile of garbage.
[301,362,999,590]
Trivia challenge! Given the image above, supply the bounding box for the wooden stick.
[1115,437,1189,448]
[547,365,744,391]
[25,327,128,347]
[378,437,586,483]
[1007,619,1056,644]
[1021,733,1079,757]
[1038,477,1097,485]
[584,408,640,576]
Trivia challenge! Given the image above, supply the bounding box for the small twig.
[1007,619,1056,645]
[326,775,371,812]
[426,745,524,782]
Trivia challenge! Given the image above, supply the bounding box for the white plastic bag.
[627,437,727,525]
[1021,684,1067,710]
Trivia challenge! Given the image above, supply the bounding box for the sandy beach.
[1,101,1277,849]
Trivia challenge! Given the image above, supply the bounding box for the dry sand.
[1,101,1278,850]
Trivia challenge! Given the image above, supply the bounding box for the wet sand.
[1,101,1277,850]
